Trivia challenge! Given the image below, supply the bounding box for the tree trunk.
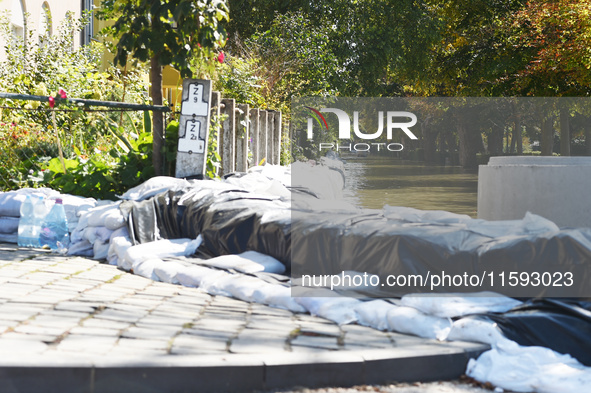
[560,106,570,156]
[422,123,437,163]
[456,109,483,168]
[151,54,164,176]
[514,117,522,154]
[488,122,504,155]
[541,117,554,156]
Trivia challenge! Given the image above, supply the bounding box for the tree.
[98,0,229,175]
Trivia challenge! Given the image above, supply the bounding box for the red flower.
[48,96,55,108]
[59,89,67,99]
[217,51,225,63]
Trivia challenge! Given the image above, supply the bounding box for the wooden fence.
[210,92,282,176]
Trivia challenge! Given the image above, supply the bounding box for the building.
[0,0,182,106]
[0,0,97,57]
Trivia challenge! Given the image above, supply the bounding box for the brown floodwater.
[342,157,479,217]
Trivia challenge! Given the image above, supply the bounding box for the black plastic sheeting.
[290,209,591,297]
[120,179,591,366]
[121,185,291,268]
[465,298,591,366]
[121,180,591,297]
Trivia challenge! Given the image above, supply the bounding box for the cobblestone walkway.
[0,243,487,393]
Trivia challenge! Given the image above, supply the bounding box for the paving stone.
[56,334,118,354]
[181,327,235,341]
[40,310,90,320]
[54,301,99,313]
[172,333,228,351]
[94,308,147,323]
[28,315,82,328]
[298,322,342,337]
[0,336,49,354]
[14,324,67,337]
[193,317,245,333]
[136,314,195,328]
[230,336,287,354]
[81,318,130,330]
[121,326,180,341]
[115,338,170,351]
[291,335,340,350]
[68,326,122,337]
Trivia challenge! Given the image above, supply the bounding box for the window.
[10,0,26,40]
[39,2,52,43]
[80,0,94,46]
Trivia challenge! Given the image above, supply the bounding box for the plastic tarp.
[121,183,291,268]
[461,299,591,367]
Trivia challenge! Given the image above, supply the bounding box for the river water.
[342,157,479,217]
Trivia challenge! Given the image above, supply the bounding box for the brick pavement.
[0,243,488,393]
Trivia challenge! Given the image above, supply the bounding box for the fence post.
[210,91,221,177]
[267,111,275,164]
[273,110,282,165]
[250,108,260,168]
[221,98,236,175]
[259,110,268,165]
[236,104,250,172]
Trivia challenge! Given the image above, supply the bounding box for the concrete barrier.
[478,156,591,228]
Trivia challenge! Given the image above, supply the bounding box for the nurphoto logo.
[304,106,418,153]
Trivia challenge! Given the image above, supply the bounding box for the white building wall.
[0,0,85,61]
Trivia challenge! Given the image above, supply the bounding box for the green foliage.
[0,10,154,195]
[30,131,154,200]
[97,0,229,77]
[206,113,226,179]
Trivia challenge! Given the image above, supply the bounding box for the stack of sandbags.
[0,188,59,243]
[68,201,126,259]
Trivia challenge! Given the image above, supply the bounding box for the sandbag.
[386,306,451,340]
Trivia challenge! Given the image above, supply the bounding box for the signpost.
[175,79,212,178]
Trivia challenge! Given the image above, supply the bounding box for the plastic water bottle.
[31,196,48,248]
[39,198,70,252]
[17,195,35,247]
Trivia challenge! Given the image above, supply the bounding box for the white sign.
[178,119,205,154]
[181,83,209,116]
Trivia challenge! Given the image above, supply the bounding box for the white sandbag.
[353,300,396,331]
[0,233,17,243]
[153,261,188,284]
[70,227,85,243]
[0,188,58,217]
[386,306,451,340]
[93,241,110,260]
[67,240,94,257]
[109,226,130,242]
[199,270,234,297]
[132,258,161,281]
[383,205,472,224]
[85,203,122,228]
[120,237,201,271]
[110,236,133,270]
[0,216,19,234]
[82,226,114,245]
[252,285,306,313]
[82,227,99,244]
[119,176,191,201]
[176,265,228,288]
[445,317,511,346]
[400,292,521,319]
[295,295,360,325]
[219,275,266,302]
[103,209,126,230]
[467,340,591,393]
[198,251,285,274]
